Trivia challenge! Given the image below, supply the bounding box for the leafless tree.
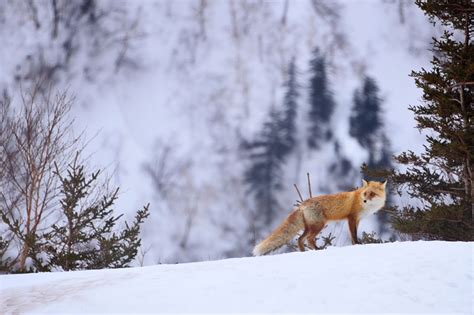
[143,139,206,258]
[310,0,348,66]
[0,83,81,271]
[193,0,208,40]
[280,0,289,26]
[143,140,191,200]
[383,0,411,24]
[3,0,143,93]
[136,244,152,267]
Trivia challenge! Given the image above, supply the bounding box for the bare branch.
[307,173,313,198]
[293,184,303,203]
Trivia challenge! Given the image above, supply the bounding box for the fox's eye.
[370,192,376,198]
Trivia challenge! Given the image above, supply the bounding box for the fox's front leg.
[348,215,360,245]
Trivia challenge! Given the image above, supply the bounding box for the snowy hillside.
[0,0,443,265]
[1,241,472,314]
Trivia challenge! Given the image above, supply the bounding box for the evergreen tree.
[350,76,394,175]
[370,0,473,240]
[43,156,150,271]
[350,76,394,234]
[282,58,299,152]
[243,108,288,241]
[350,76,383,161]
[244,58,301,241]
[329,141,359,191]
[307,48,335,149]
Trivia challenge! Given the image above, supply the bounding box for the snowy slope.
[73,0,435,262]
[0,0,439,264]
[1,241,472,314]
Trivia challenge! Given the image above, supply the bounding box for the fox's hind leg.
[305,222,325,250]
[302,202,326,250]
[297,227,309,251]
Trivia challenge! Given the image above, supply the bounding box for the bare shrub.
[0,83,80,271]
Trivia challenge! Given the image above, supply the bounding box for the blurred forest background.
[1,0,461,271]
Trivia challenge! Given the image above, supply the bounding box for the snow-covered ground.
[1,241,472,314]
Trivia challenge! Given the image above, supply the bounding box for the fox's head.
[360,180,387,214]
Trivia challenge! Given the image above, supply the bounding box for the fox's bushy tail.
[252,210,304,256]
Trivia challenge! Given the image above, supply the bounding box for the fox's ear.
[382,180,387,189]
[362,179,368,187]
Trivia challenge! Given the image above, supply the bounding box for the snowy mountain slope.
[1,241,472,314]
[0,0,439,264]
[92,0,435,263]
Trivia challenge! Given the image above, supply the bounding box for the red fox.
[253,180,387,256]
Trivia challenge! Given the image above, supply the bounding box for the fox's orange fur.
[253,180,387,256]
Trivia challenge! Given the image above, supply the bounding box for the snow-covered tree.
[243,107,289,243]
[307,48,336,149]
[328,141,359,191]
[281,58,299,152]
[350,76,386,164]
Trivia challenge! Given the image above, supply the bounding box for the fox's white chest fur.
[360,196,385,218]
